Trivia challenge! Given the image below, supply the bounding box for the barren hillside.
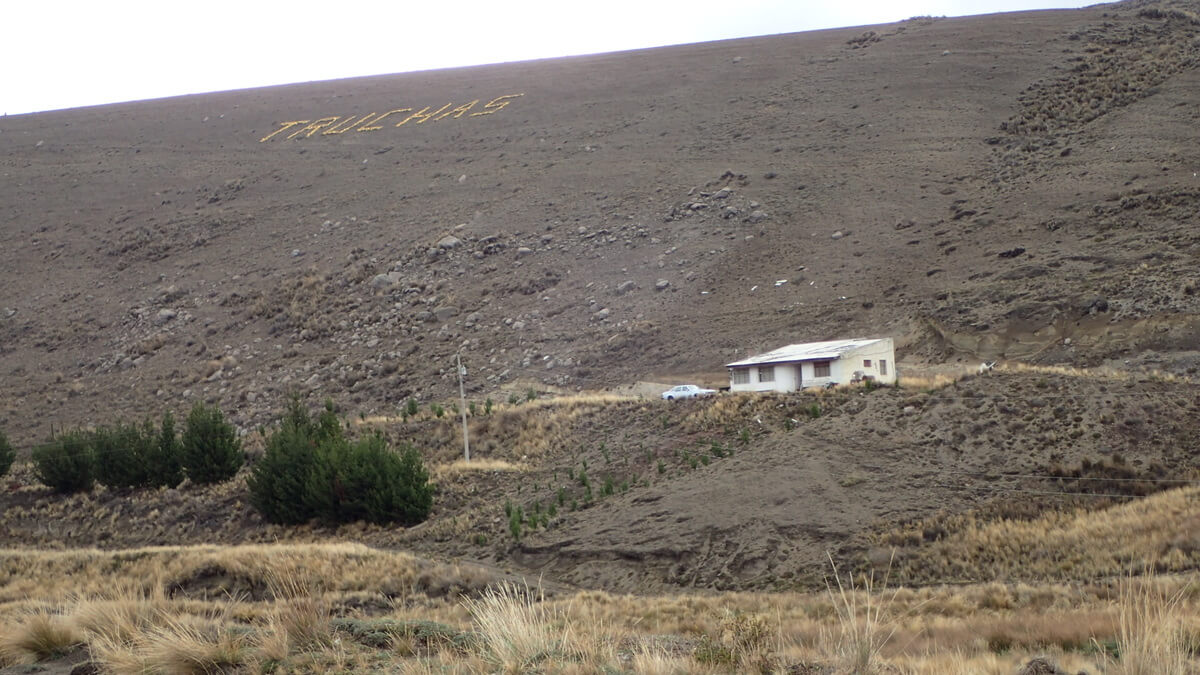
[3,1,1199,450]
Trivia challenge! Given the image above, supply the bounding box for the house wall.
[728,363,799,393]
[842,339,897,385]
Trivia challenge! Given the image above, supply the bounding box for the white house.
[725,338,896,393]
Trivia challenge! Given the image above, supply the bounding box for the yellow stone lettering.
[357,109,410,131]
[299,117,341,138]
[259,120,309,143]
[469,93,525,116]
[323,114,372,135]
[439,100,478,120]
[397,103,453,126]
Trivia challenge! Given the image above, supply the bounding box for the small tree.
[93,421,160,490]
[248,396,341,524]
[32,431,94,493]
[150,412,185,489]
[0,429,15,478]
[181,403,243,484]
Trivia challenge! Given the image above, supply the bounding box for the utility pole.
[456,353,470,462]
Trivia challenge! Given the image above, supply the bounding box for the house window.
[863,359,872,368]
[731,368,750,385]
[813,361,831,378]
[879,360,888,376]
[758,366,775,382]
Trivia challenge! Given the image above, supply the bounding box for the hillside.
[2,1,1199,450]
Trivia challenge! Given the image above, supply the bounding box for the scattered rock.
[154,309,177,325]
[1085,297,1109,314]
[437,235,463,250]
[291,249,303,257]
[998,247,1026,258]
[746,210,769,224]
[831,231,845,240]
[516,247,534,257]
[2,307,14,318]
[434,306,461,322]
[616,280,638,295]
[593,308,611,321]
[655,279,671,291]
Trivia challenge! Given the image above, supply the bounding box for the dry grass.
[880,485,1200,584]
[432,458,527,478]
[0,608,82,664]
[464,582,583,673]
[824,553,899,674]
[0,543,1198,672]
[1108,575,1194,675]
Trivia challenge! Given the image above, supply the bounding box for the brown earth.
[2,0,1200,595]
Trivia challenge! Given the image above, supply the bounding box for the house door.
[795,364,804,388]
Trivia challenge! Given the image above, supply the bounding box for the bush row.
[248,397,433,526]
[31,403,242,493]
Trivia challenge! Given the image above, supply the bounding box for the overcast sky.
[4,0,1102,116]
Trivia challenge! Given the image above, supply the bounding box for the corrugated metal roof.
[725,338,886,367]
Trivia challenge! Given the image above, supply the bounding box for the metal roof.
[725,338,887,368]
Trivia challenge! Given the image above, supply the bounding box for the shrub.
[150,412,185,489]
[248,396,341,524]
[305,435,433,526]
[93,420,160,490]
[0,429,14,478]
[181,403,243,484]
[32,431,94,493]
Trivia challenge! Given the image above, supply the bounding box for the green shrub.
[32,431,94,493]
[304,435,433,525]
[248,396,341,524]
[92,421,156,489]
[405,398,419,418]
[181,403,243,484]
[0,429,15,478]
[150,412,185,488]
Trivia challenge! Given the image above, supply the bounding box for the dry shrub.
[824,552,898,673]
[464,582,582,673]
[0,609,82,663]
[73,586,166,646]
[630,643,699,674]
[267,566,332,652]
[140,614,250,675]
[1108,575,1192,675]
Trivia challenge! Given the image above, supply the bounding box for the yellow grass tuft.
[824,553,899,674]
[464,582,583,673]
[140,614,251,675]
[1109,575,1193,675]
[0,609,82,664]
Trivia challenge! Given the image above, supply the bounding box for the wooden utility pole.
[456,353,470,462]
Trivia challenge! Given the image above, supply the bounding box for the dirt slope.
[2,1,1199,449]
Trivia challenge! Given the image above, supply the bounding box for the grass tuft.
[0,609,82,663]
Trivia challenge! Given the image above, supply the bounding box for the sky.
[3,0,1102,116]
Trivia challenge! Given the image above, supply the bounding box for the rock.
[370,273,397,289]
[511,320,527,330]
[831,231,845,240]
[1086,297,1109,314]
[593,308,611,321]
[616,280,638,295]
[437,235,463,250]
[416,311,435,323]
[516,247,534,257]
[291,249,303,257]
[689,202,708,210]
[746,210,769,224]
[655,279,671,291]
[998,247,1026,258]
[2,307,15,318]
[713,188,732,199]
[155,308,177,325]
[1016,657,1070,675]
[434,306,461,322]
